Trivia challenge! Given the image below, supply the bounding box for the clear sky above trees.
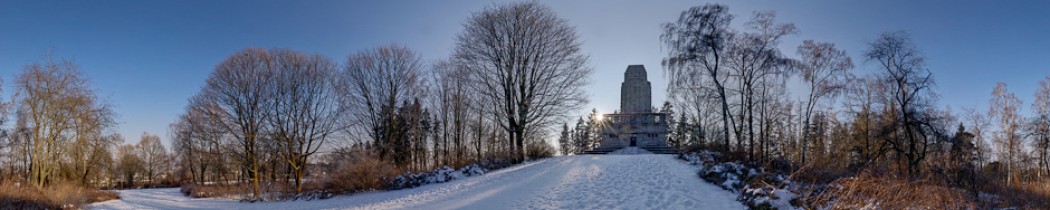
[2,0,1048,146]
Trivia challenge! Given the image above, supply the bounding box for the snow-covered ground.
[90,153,744,210]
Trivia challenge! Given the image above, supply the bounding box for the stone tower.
[620,65,651,114]
[581,64,676,154]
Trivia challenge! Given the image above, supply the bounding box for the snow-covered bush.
[389,164,490,190]
[477,157,515,170]
[282,190,334,201]
[679,151,798,210]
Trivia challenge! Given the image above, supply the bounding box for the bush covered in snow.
[281,190,334,201]
[389,164,489,190]
[679,151,797,210]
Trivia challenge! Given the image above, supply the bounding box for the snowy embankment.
[91,149,744,210]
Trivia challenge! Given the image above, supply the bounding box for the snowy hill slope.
[91,154,745,210]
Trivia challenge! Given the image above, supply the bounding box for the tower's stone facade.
[596,65,669,150]
[620,65,652,114]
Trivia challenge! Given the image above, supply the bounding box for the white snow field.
[91,152,745,210]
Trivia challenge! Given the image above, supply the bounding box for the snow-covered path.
[91,154,744,210]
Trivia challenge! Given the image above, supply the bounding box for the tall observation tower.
[620,65,652,114]
[583,65,676,154]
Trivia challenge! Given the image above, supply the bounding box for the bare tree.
[958,107,993,192]
[725,11,797,160]
[864,31,937,176]
[430,60,472,166]
[136,132,166,186]
[172,96,228,185]
[662,3,736,152]
[340,44,423,165]
[266,49,343,193]
[0,77,9,178]
[170,113,199,184]
[68,131,119,187]
[454,2,591,162]
[797,40,853,163]
[63,91,117,188]
[1031,77,1050,179]
[755,72,792,161]
[15,52,114,188]
[197,48,274,198]
[843,74,892,167]
[115,144,143,188]
[990,82,1023,185]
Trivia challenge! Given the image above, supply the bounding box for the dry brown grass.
[0,178,119,210]
[985,181,1050,209]
[790,161,854,185]
[803,172,977,209]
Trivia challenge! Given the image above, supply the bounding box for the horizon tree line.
[657,3,1050,194]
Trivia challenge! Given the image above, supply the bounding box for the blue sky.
[2,0,1049,147]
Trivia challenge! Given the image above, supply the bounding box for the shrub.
[526,140,555,160]
[324,156,401,193]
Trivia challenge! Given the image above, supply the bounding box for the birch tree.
[725,11,797,159]
[1031,77,1050,179]
[990,82,1023,185]
[662,3,735,152]
[797,40,853,163]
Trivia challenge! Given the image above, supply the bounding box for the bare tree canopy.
[136,132,167,186]
[266,49,343,193]
[864,31,937,176]
[990,82,1023,185]
[1033,77,1050,179]
[171,94,228,186]
[197,48,275,198]
[797,40,853,163]
[725,11,797,159]
[454,2,591,162]
[340,44,424,162]
[15,52,115,188]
